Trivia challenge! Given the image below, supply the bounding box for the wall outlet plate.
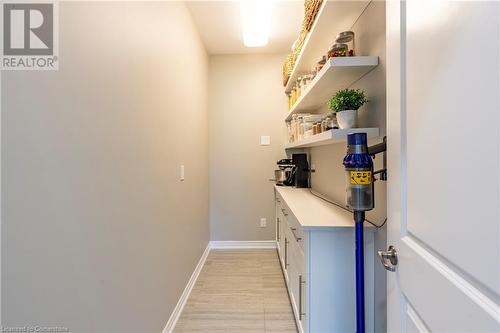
[260,136,271,146]
[260,218,267,228]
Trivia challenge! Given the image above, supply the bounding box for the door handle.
[277,218,280,242]
[377,246,398,272]
[299,274,306,320]
[284,238,289,268]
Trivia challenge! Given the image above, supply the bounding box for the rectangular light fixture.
[240,0,273,47]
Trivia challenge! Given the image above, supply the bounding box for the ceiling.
[186,1,304,55]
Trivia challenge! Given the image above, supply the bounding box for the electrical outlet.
[260,218,267,228]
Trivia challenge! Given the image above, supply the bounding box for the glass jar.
[321,114,329,132]
[317,122,323,134]
[297,115,306,141]
[296,77,302,98]
[316,55,327,73]
[312,122,319,135]
[290,115,295,143]
[301,76,309,94]
[286,121,293,143]
[322,113,338,131]
[335,31,355,56]
[328,43,348,58]
[310,69,317,81]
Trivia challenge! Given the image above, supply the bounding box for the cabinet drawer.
[277,195,305,254]
[285,211,305,254]
[286,227,306,330]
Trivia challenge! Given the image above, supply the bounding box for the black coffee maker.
[277,153,309,188]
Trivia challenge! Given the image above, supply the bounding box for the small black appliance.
[275,154,309,188]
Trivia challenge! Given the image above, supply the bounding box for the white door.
[385,1,500,332]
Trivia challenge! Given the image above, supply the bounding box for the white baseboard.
[162,240,277,332]
[210,240,277,249]
[162,243,210,333]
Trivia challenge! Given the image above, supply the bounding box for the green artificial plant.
[328,89,367,113]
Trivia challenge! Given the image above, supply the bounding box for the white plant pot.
[336,110,357,129]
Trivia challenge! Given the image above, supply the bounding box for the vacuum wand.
[343,133,375,333]
[354,211,365,333]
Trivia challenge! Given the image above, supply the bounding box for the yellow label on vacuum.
[350,171,372,185]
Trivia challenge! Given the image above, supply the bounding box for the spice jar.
[316,55,327,73]
[312,122,321,135]
[322,113,337,131]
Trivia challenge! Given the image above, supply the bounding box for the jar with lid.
[335,31,355,56]
[286,121,293,143]
[296,76,303,98]
[310,68,317,81]
[302,121,313,138]
[297,115,306,141]
[317,122,323,134]
[307,74,315,86]
[322,113,338,131]
[321,114,329,132]
[312,122,320,135]
[301,75,309,94]
[290,115,297,142]
[290,87,296,106]
[316,55,327,73]
[328,43,348,58]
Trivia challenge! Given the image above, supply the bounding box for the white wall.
[308,2,387,332]
[1,2,209,332]
[209,54,287,241]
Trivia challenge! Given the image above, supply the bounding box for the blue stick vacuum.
[343,133,375,333]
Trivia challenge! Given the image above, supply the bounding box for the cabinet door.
[279,214,286,265]
[286,227,299,314]
[277,212,287,270]
[287,228,307,324]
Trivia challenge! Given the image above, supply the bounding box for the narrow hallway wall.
[1,2,209,332]
[209,54,287,241]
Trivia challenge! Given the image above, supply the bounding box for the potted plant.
[327,89,367,129]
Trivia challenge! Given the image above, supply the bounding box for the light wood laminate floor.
[174,249,298,333]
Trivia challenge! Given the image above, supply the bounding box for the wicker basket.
[303,0,323,32]
[282,0,323,86]
[283,53,295,86]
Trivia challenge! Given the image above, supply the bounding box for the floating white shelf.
[284,56,378,121]
[284,0,371,93]
[285,128,379,149]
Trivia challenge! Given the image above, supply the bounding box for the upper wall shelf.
[285,128,379,149]
[284,0,371,94]
[284,56,378,121]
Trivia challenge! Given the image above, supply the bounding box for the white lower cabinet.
[275,189,375,333]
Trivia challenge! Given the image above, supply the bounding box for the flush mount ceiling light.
[240,0,273,47]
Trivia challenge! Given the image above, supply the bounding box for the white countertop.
[275,186,357,230]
